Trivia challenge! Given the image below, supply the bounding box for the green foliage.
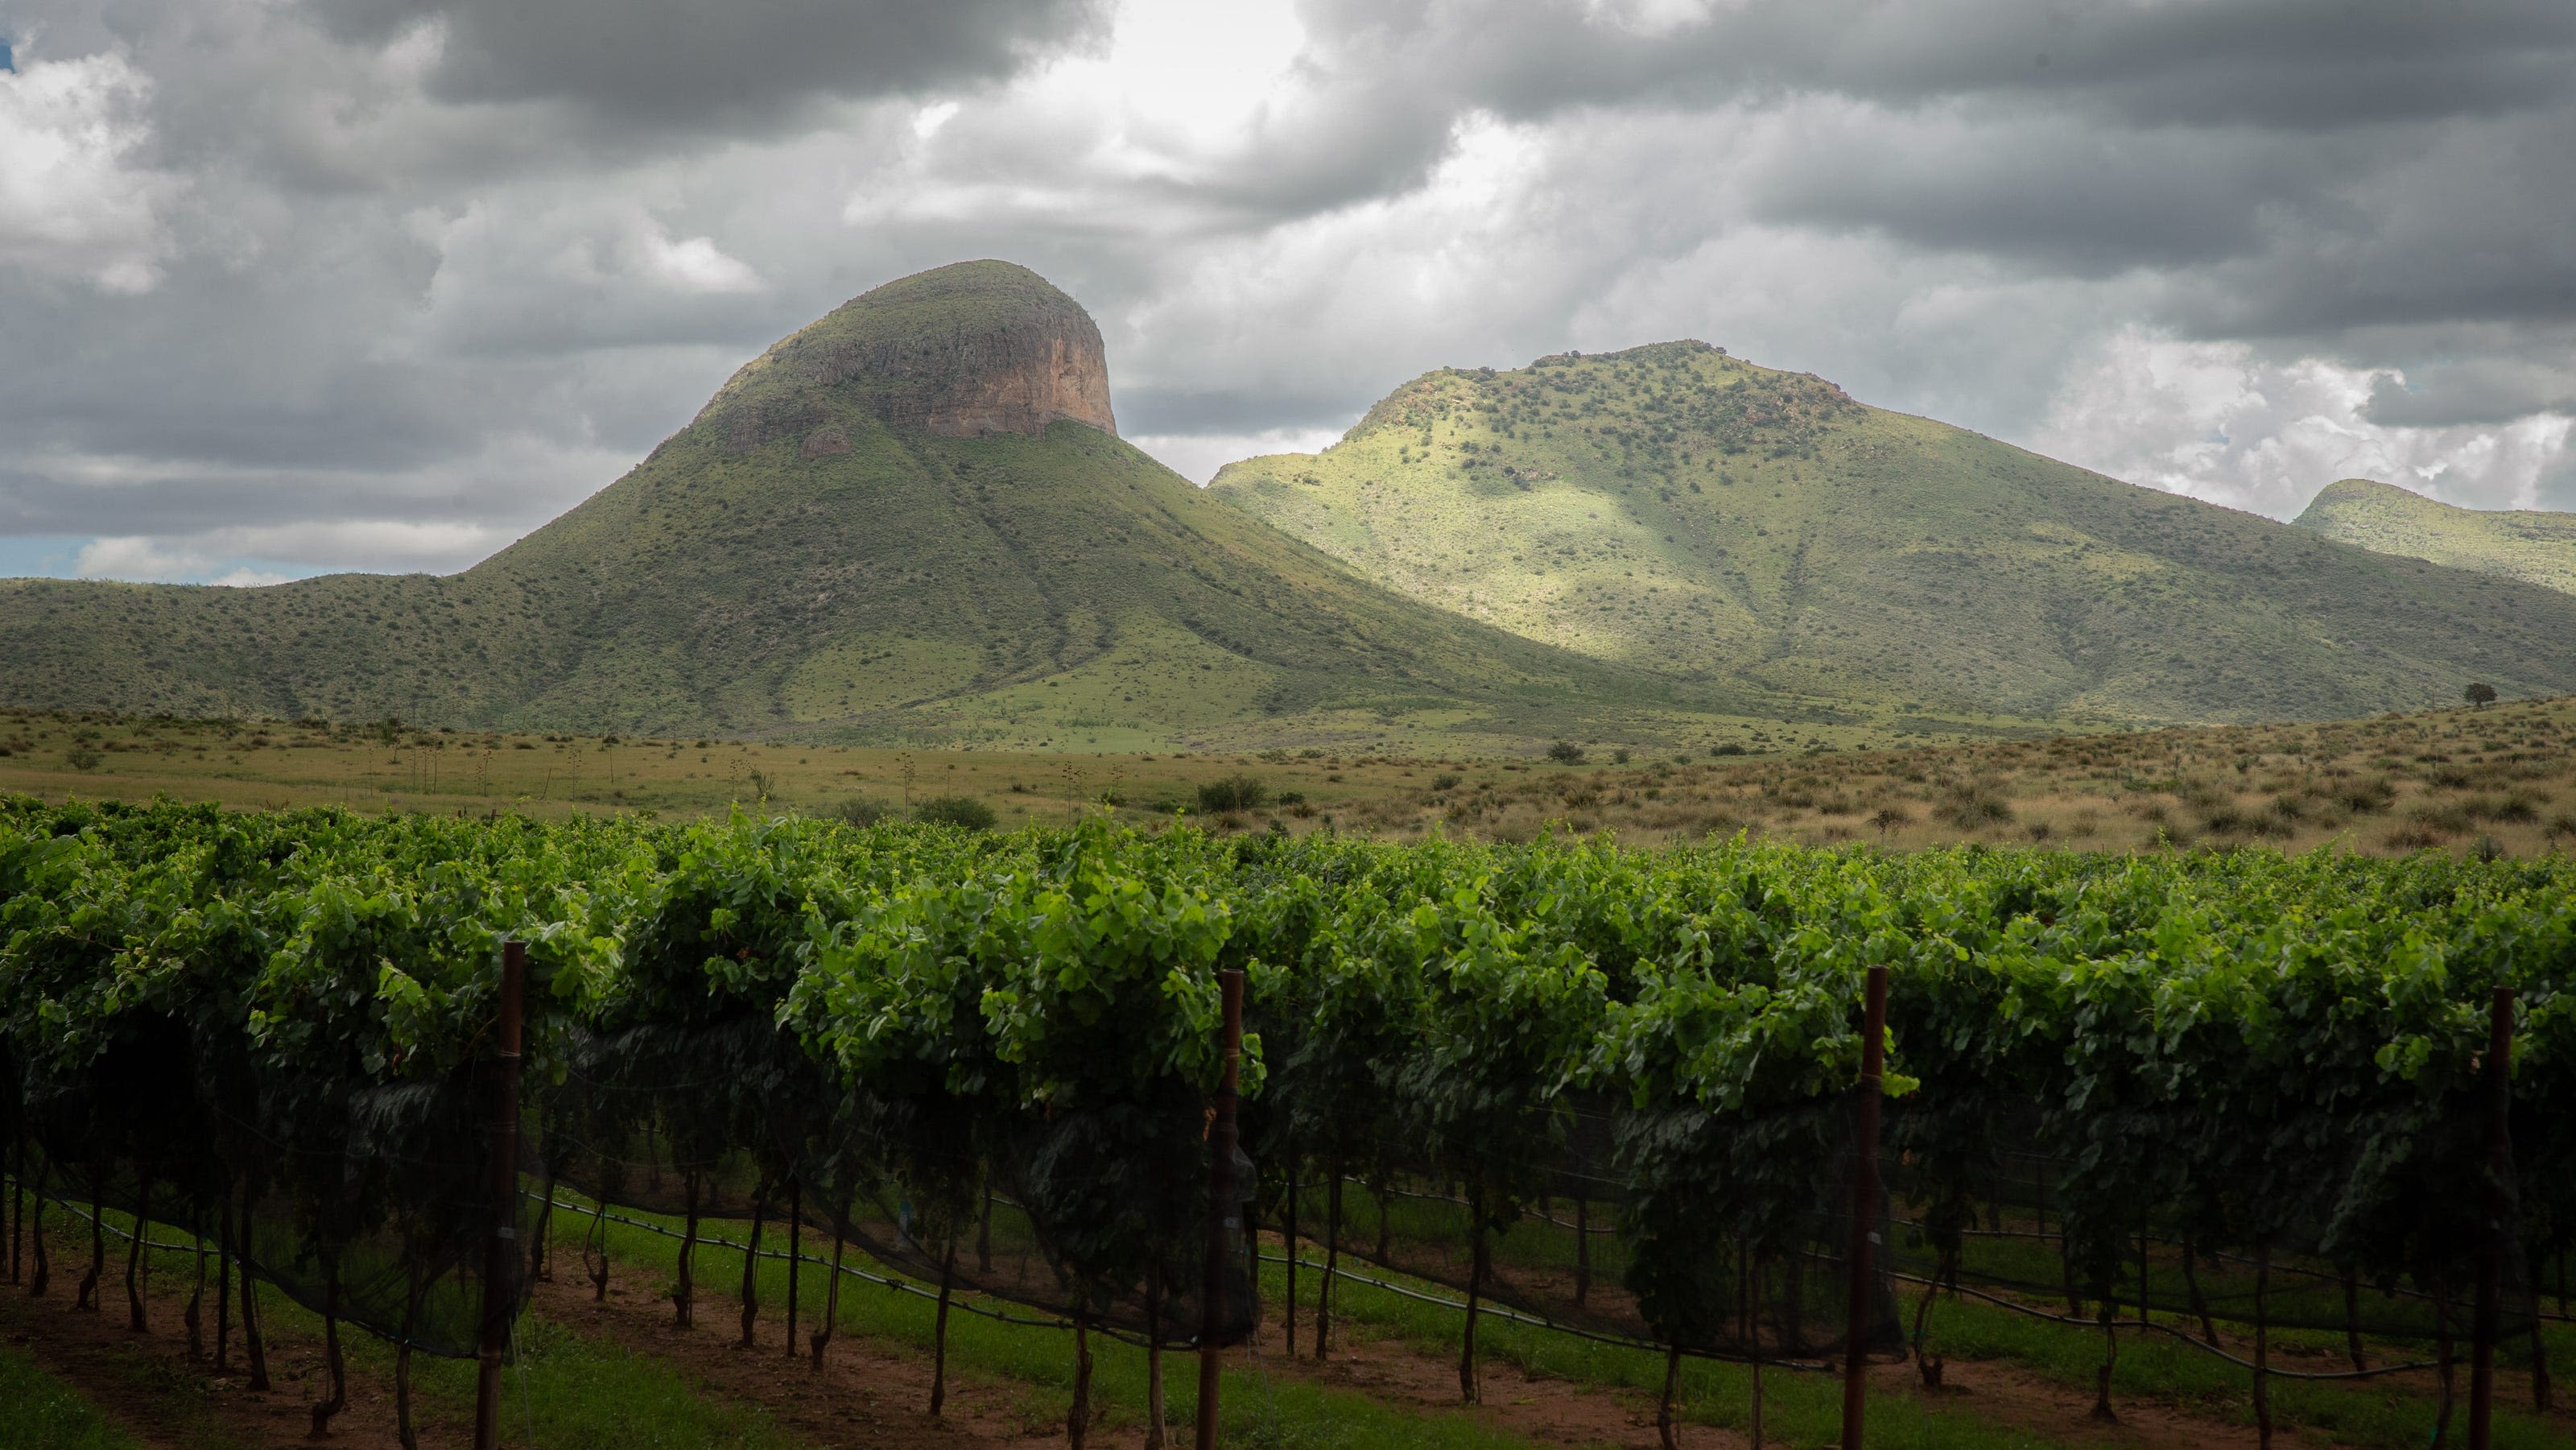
[1546,740,1584,764]
[2467,681,2500,707]
[7,798,2576,1390]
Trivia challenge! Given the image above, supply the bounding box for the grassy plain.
[5,695,2572,858]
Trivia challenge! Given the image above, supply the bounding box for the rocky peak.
[694,260,1117,452]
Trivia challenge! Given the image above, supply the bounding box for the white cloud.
[2029,328,2576,518]
[0,48,184,293]
[638,221,764,295]
[72,518,510,584]
[1129,426,1344,485]
[73,536,218,581]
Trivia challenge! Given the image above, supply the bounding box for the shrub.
[1931,781,2013,829]
[1274,790,1306,806]
[2466,792,2541,824]
[1612,748,1632,765]
[1431,775,1461,792]
[1197,775,1271,813]
[914,795,997,830]
[1711,743,1747,757]
[1546,740,1585,764]
[830,796,894,827]
[64,746,101,772]
[2466,682,2498,708]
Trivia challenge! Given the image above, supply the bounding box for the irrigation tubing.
[1895,1214,2576,1327]
[1257,1250,1838,1372]
[539,1193,1182,1352]
[1890,1270,2448,1382]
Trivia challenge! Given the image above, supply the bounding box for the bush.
[1546,740,1585,765]
[1431,775,1460,792]
[914,795,997,830]
[1711,743,1747,757]
[1197,775,1271,813]
[830,796,894,827]
[1931,781,2013,829]
[64,747,101,772]
[1612,748,1631,765]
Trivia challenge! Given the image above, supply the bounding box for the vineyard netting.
[6,796,2574,1441]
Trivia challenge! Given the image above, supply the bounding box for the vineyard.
[3,798,2574,1448]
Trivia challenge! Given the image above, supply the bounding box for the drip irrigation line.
[1886,1210,2576,1327]
[1257,1250,1837,1372]
[28,1190,490,1357]
[542,1193,1183,1353]
[1893,1270,2448,1381]
[1342,1175,1618,1237]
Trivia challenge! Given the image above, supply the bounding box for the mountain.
[2293,478,2576,597]
[1208,341,2576,725]
[0,262,1708,750]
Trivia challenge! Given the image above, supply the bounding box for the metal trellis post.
[1841,964,1889,1450]
[1196,968,1245,1450]
[474,940,527,1450]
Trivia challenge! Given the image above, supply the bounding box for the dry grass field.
[4,695,2572,857]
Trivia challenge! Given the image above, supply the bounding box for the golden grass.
[6,696,2572,858]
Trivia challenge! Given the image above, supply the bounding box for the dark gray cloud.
[311,0,1110,132]
[2,0,2573,582]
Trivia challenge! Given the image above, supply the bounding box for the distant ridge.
[2293,477,2576,597]
[0,262,1702,750]
[1209,341,2576,723]
[9,274,2574,746]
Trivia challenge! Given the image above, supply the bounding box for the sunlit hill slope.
[1210,341,2576,725]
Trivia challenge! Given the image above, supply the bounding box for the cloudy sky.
[4,0,2574,585]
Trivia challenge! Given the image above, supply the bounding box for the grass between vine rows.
[0,1341,146,1450]
[15,1186,2576,1448]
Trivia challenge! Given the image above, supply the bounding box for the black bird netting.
[1879,1098,2551,1375]
[541,1024,1258,1349]
[1260,1093,1907,1365]
[10,1068,530,1361]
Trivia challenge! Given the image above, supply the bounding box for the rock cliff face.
[694,260,1117,452]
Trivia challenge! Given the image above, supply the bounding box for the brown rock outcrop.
[695,260,1118,452]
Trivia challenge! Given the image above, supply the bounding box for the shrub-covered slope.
[0,264,1707,748]
[2293,477,2576,597]
[1209,341,2576,725]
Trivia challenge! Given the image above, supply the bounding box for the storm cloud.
[4,0,2574,581]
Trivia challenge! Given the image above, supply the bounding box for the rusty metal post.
[2471,985,2515,1450]
[1195,968,1245,1450]
[473,941,527,1450]
[1840,964,1889,1450]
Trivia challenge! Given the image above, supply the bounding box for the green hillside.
[2293,477,2576,597]
[1208,341,2576,725]
[0,264,1748,751]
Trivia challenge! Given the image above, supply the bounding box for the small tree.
[1546,740,1584,765]
[2464,682,2498,709]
